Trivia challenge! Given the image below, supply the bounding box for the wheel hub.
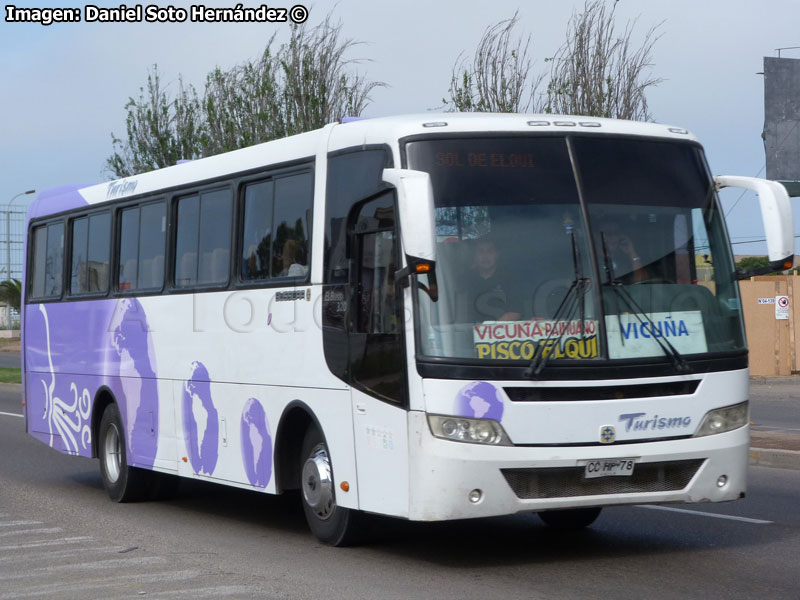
[302,444,335,520]
[103,423,122,483]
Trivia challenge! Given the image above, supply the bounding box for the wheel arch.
[274,400,324,494]
[91,386,117,459]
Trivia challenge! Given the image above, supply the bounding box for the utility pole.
[6,190,35,329]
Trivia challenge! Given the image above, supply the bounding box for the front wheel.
[98,403,151,502]
[538,507,602,529]
[300,427,365,546]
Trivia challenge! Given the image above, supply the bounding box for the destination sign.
[435,152,535,169]
[473,319,598,360]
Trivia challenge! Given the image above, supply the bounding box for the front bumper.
[406,411,748,521]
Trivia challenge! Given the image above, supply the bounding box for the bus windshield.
[406,135,745,364]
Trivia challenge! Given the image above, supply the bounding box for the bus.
[22,113,793,545]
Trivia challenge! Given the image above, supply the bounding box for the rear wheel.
[300,426,365,546]
[98,403,151,502]
[538,507,602,529]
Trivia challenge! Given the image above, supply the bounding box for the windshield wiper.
[600,232,691,374]
[524,232,590,378]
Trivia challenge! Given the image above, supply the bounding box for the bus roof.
[28,113,699,220]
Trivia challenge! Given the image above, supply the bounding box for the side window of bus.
[70,212,110,295]
[272,173,312,279]
[175,189,232,288]
[240,173,312,283]
[322,148,393,391]
[350,192,406,404]
[31,222,64,299]
[241,180,273,281]
[118,202,166,291]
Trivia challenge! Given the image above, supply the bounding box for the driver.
[597,221,646,283]
[463,236,521,322]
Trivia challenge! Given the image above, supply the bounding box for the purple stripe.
[28,184,93,219]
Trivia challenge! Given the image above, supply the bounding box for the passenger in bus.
[279,239,308,277]
[462,236,521,322]
[596,220,647,284]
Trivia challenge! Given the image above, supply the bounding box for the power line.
[729,233,800,246]
[723,118,800,218]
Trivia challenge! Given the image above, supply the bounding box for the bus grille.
[501,459,704,499]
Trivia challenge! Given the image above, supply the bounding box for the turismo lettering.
[618,412,692,432]
[107,179,138,199]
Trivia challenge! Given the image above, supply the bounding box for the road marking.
[0,536,93,551]
[639,504,773,524]
[0,520,41,528]
[0,556,165,581]
[0,570,204,600]
[0,411,22,419]
[0,546,119,565]
[0,527,63,539]
[752,425,800,432]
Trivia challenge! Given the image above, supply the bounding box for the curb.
[749,376,800,384]
[749,447,800,471]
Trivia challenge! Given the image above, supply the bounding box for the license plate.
[584,458,635,479]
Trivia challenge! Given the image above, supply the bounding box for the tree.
[735,256,770,271]
[106,12,384,178]
[0,279,22,313]
[444,1,662,120]
[106,66,203,178]
[279,14,384,136]
[735,256,784,276]
[445,12,541,113]
[544,0,662,120]
[201,37,285,156]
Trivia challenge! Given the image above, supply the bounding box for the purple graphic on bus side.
[182,361,219,475]
[24,298,160,467]
[241,398,272,488]
[28,184,92,219]
[108,298,160,469]
[455,381,504,422]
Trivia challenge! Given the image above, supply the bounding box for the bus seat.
[199,251,214,283]
[210,248,230,283]
[122,259,137,287]
[151,255,164,287]
[91,263,109,292]
[139,258,153,287]
[178,252,197,285]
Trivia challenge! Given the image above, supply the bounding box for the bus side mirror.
[382,168,437,269]
[714,176,794,277]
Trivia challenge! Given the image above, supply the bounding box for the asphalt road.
[0,352,20,369]
[750,379,800,434]
[1,384,799,599]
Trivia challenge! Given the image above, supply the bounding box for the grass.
[0,368,21,384]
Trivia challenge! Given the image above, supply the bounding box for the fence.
[739,274,800,376]
[0,209,27,330]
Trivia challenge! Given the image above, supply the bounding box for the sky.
[2,0,799,255]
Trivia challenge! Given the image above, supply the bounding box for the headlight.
[693,402,749,437]
[428,415,512,446]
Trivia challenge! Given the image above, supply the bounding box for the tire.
[538,507,602,529]
[300,426,366,546]
[98,403,152,503]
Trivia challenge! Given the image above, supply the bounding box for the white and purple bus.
[22,114,793,545]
